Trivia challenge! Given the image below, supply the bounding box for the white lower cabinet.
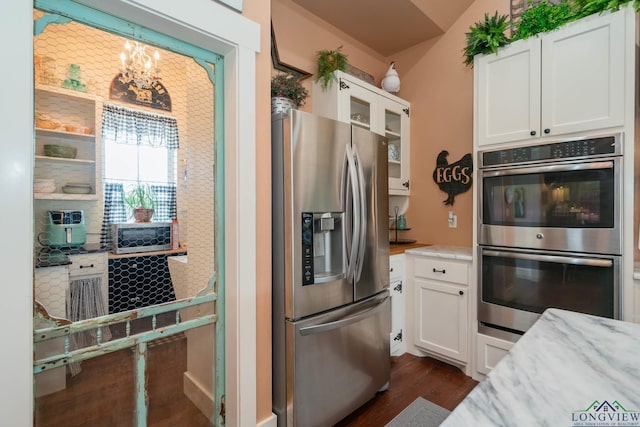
[475,333,514,377]
[390,254,406,356]
[411,256,470,366]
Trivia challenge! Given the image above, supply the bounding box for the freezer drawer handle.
[299,296,389,336]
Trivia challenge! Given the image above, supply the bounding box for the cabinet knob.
[402,181,410,189]
[390,267,394,272]
[544,128,551,134]
[459,290,464,296]
[530,130,536,136]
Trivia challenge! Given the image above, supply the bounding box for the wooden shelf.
[36,128,95,141]
[35,192,97,201]
[35,155,95,165]
[35,84,98,102]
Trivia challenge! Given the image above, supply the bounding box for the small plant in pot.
[271,73,308,114]
[123,184,157,222]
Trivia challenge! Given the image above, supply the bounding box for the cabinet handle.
[402,181,410,189]
[432,268,446,274]
[79,264,94,269]
[544,128,551,134]
[459,290,464,296]
[390,267,394,272]
[393,282,403,293]
[530,130,536,136]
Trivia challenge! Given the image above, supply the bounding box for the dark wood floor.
[35,337,476,427]
[34,333,212,427]
[335,353,478,426]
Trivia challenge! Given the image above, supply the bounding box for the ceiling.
[291,0,477,57]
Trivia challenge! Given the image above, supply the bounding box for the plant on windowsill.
[271,73,309,115]
[315,46,349,91]
[123,184,157,222]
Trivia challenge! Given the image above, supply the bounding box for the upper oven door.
[479,158,621,255]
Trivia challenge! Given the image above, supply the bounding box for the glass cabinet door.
[381,98,410,194]
[338,79,377,132]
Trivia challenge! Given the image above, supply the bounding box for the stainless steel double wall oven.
[478,134,623,336]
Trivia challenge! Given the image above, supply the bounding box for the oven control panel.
[481,134,620,167]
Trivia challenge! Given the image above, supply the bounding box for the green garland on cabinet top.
[463,0,640,68]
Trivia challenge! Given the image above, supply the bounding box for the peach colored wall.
[242,0,273,423]
[272,0,390,100]
[393,0,509,246]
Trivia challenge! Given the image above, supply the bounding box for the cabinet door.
[476,333,514,376]
[476,38,541,146]
[414,278,468,363]
[390,278,404,355]
[541,10,625,136]
[389,255,405,355]
[381,97,410,194]
[337,76,379,133]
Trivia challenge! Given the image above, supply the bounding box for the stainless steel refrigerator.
[271,110,390,427]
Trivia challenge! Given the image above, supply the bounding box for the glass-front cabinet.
[314,70,411,195]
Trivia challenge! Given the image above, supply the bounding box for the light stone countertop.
[441,308,640,427]
[634,261,640,281]
[404,245,472,261]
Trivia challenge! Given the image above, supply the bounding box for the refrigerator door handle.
[299,295,389,336]
[345,144,361,282]
[352,145,368,282]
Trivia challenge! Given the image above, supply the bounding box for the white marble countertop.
[404,245,472,261]
[442,309,640,427]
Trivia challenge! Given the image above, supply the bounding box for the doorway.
[32,2,225,425]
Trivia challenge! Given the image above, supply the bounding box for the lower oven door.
[479,247,621,334]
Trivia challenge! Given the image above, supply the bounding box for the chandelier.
[119,40,161,89]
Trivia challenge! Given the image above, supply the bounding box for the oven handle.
[483,250,613,267]
[481,160,614,177]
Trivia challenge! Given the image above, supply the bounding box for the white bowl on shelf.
[35,179,56,193]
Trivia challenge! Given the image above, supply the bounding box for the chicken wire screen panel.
[109,254,183,313]
[33,7,220,425]
[33,7,218,307]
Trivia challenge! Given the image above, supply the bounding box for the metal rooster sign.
[432,151,473,205]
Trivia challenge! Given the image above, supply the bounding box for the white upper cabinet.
[475,9,625,147]
[475,38,541,146]
[314,71,411,195]
[541,11,625,136]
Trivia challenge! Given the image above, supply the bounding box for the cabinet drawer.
[414,257,468,285]
[389,255,404,281]
[68,253,107,277]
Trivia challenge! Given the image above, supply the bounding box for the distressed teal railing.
[33,1,226,425]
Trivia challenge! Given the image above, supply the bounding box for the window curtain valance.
[101,104,180,149]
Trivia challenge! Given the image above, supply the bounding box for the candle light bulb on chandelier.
[118,39,162,89]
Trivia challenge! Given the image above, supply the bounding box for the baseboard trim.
[183,371,214,419]
[257,412,277,427]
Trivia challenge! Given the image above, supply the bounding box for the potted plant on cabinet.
[315,46,348,90]
[271,73,309,114]
[123,184,157,222]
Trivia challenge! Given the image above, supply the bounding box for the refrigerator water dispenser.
[301,212,345,285]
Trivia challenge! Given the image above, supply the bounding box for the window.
[101,104,180,244]
[102,103,179,187]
